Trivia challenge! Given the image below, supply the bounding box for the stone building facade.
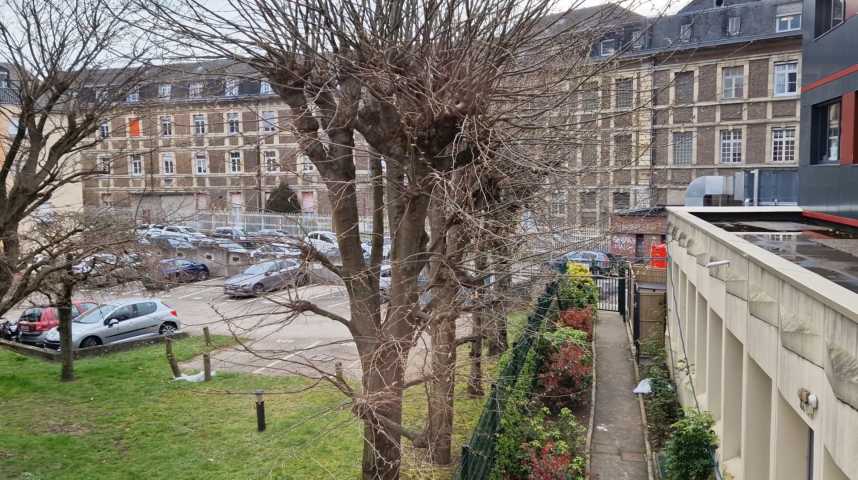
[555,0,804,228]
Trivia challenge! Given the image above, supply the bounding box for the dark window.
[613,192,630,211]
[675,71,694,104]
[673,132,694,165]
[812,100,841,164]
[582,82,599,111]
[815,0,845,36]
[615,78,634,109]
[614,134,633,165]
[581,191,597,207]
[134,302,157,316]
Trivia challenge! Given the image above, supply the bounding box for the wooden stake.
[165,337,181,378]
[203,353,212,381]
[203,326,211,346]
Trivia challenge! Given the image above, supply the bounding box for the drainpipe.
[752,169,759,206]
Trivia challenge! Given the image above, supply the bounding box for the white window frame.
[192,113,207,136]
[225,78,239,97]
[189,81,204,98]
[631,30,644,50]
[773,61,798,96]
[194,151,209,175]
[599,39,616,56]
[722,66,744,99]
[126,87,139,103]
[160,115,173,137]
[615,78,634,109]
[260,111,277,133]
[719,129,743,164]
[158,83,171,99]
[227,112,241,135]
[162,152,176,175]
[260,80,273,95]
[550,191,566,217]
[98,121,110,139]
[97,155,112,175]
[672,131,694,165]
[264,150,280,172]
[130,153,144,176]
[229,151,242,173]
[771,127,796,163]
[680,23,692,42]
[727,16,741,36]
[776,14,801,32]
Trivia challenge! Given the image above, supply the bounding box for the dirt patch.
[38,420,91,436]
[0,449,14,460]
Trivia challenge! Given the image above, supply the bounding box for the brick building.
[79,61,374,220]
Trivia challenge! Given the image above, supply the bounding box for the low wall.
[0,332,190,361]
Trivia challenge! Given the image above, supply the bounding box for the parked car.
[223,259,306,296]
[159,259,210,282]
[249,229,291,240]
[551,250,611,275]
[0,316,18,340]
[213,238,251,254]
[163,225,206,239]
[250,243,302,260]
[212,226,248,241]
[150,236,195,250]
[16,301,98,346]
[305,230,339,254]
[42,299,181,350]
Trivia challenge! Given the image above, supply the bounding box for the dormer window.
[776,14,802,32]
[631,30,644,50]
[158,83,171,99]
[126,87,139,103]
[189,81,204,98]
[680,23,692,42]
[224,78,239,97]
[599,39,616,56]
[260,80,273,95]
[727,16,740,36]
[714,0,724,7]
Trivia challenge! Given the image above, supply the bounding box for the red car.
[17,301,98,346]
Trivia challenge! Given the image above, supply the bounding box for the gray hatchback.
[224,260,306,296]
[43,298,181,349]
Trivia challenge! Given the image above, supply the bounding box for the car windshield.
[75,304,115,324]
[244,263,275,275]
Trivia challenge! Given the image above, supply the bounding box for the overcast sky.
[574,0,684,16]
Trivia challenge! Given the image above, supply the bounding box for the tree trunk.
[58,275,75,382]
[486,253,511,356]
[360,341,406,480]
[467,311,484,396]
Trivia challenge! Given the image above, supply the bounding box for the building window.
[224,78,239,97]
[260,111,277,132]
[98,121,110,139]
[771,127,796,163]
[126,87,139,103]
[815,0,844,36]
[193,114,206,135]
[812,100,841,163]
[264,150,279,172]
[613,191,630,211]
[614,134,633,165]
[194,151,209,174]
[97,155,111,175]
[599,39,616,56]
[631,30,644,50]
[158,83,171,99]
[776,14,801,32]
[615,78,634,109]
[229,151,242,173]
[673,131,693,165]
[159,115,173,137]
[130,154,143,176]
[675,71,694,104]
[550,191,566,217]
[774,62,798,96]
[0,68,8,89]
[260,80,273,95]
[581,190,597,207]
[227,112,240,135]
[680,23,692,42]
[722,66,744,99]
[189,81,204,98]
[727,16,741,36]
[162,152,175,174]
[128,117,141,137]
[720,129,743,163]
[582,82,599,111]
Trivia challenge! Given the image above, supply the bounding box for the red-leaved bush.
[558,307,594,339]
[525,442,571,480]
[539,342,592,411]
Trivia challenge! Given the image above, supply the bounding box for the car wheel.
[80,336,101,348]
[159,322,178,336]
[252,283,265,295]
[198,270,209,281]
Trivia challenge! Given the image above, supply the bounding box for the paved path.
[590,310,649,480]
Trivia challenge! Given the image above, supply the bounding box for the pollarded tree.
[265,182,302,213]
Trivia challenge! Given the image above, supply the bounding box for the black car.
[158,259,210,282]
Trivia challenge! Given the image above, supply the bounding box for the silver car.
[223,260,306,297]
[42,298,181,349]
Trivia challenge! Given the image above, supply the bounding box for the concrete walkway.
[590,310,649,480]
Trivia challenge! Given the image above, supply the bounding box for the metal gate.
[594,275,626,315]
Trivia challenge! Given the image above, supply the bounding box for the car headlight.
[240,283,251,288]
[45,329,59,342]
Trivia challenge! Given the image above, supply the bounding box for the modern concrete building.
[78,61,375,221]
[557,0,804,228]
[797,0,858,218]
[667,207,857,480]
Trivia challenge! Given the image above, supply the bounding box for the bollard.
[203,353,212,381]
[203,326,212,346]
[255,390,266,432]
[335,361,343,379]
[165,337,181,378]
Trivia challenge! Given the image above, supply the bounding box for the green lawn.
[0,335,503,480]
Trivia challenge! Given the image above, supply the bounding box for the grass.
[0,325,524,480]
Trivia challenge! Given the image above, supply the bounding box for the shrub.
[538,342,592,412]
[542,326,589,350]
[558,307,594,339]
[663,410,719,480]
[520,408,586,480]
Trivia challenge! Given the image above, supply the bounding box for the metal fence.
[191,211,378,237]
[594,275,627,314]
[454,281,558,480]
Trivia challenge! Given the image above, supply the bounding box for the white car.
[305,231,339,255]
[163,225,206,239]
[251,243,302,259]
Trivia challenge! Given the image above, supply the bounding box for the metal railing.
[191,211,378,237]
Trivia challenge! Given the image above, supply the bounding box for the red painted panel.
[802,210,858,228]
[841,91,856,165]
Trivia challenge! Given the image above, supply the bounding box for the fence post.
[165,337,181,378]
[203,353,212,381]
[203,326,211,346]
[618,276,627,318]
[255,390,266,432]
